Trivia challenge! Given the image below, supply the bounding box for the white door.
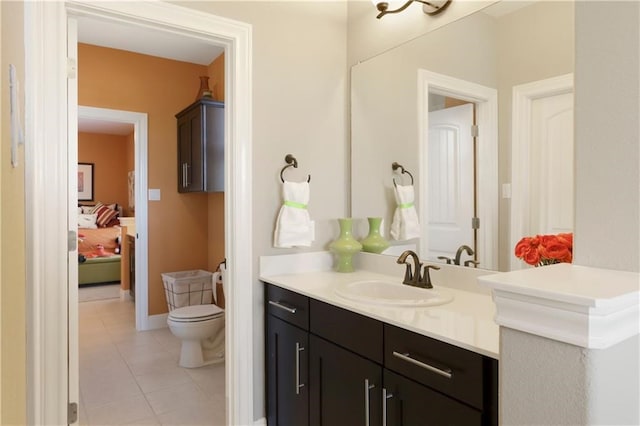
[427,103,475,262]
[529,92,574,234]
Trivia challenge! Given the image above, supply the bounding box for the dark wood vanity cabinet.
[265,283,498,426]
[266,285,310,426]
[176,98,224,193]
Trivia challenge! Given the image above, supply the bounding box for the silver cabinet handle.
[185,163,190,186]
[364,379,375,426]
[268,300,297,314]
[382,387,393,426]
[295,342,305,395]
[182,163,187,188]
[392,351,453,379]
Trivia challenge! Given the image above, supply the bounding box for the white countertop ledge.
[260,252,499,360]
[478,263,640,349]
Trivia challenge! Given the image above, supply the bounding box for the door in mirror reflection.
[427,103,475,263]
[511,74,574,270]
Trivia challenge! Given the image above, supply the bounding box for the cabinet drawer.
[266,284,309,330]
[384,324,484,409]
[310,299,383,364]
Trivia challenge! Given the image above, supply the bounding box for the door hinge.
[68,402,78,424]
[471,125,479,138]
[68,230,77,252]
[67,57,77,79]
[472,217,480,229]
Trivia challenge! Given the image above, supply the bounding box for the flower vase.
[361,217,389,254]
[329,218,362,273]
[195,76,213,101]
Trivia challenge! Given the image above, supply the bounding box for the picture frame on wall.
[78,163,94,201]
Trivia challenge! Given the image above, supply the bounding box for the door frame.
[418,69,498,270]
[24,2,254,424]
[77,106,150,330]
[510,73,574,270]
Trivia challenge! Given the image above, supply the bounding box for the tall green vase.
[329,218,362,273]
[361,217,389,254]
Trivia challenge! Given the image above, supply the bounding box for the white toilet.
[163,270,225,368]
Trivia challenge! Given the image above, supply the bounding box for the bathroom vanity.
[261,253,499,426]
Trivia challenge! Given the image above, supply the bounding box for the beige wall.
[78,131,131,211]
[0,2,26,424]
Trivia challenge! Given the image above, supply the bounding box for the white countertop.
[260,263,499,360]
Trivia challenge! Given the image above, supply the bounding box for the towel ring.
[392,162,414,187]
[280,154,311,183]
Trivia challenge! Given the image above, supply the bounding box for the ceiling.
[76,15,224,135]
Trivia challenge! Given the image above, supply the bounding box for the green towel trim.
[284,200,307,209]
[399,202,414,209]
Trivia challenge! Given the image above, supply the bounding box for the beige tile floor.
[78,294,226,425]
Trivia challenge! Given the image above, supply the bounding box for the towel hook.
[280,154,311,183]
[392,162,414,187]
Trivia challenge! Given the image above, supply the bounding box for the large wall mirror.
[351,0,574,271]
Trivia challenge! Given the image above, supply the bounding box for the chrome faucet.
[454,245,474,266]
[396,250,440,289]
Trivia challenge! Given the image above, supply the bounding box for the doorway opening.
[25,2,253,425]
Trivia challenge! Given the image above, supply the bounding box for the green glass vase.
[329,218,362,273]
[361,217,389,254]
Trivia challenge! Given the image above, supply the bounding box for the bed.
[77,203,122,285]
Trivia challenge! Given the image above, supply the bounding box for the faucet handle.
[464,260,480,268]
[437,256,452,265]
[420,264,440,289]
[402,264,413,285]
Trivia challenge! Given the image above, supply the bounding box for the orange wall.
[79,43,217,315]
[78,132,130,211]
[207,54,226,271]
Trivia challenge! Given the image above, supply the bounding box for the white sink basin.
[335,280,454,307]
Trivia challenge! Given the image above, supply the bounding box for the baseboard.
[254,417,266,426]
[119,288,132,301]
[146,313,169,330]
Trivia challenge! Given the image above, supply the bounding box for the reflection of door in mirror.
[510,74,574,270]
[427,101,476,265]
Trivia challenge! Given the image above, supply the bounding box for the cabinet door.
[310,335,382,426]
[177,106,204,192]
[128,236,135,301]
[383,369,482,426]
[267,315,309,426]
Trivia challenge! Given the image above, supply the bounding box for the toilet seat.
[168,304,224,323]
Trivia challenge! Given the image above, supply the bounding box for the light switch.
[502,183,512,199]
[148,189,161,201]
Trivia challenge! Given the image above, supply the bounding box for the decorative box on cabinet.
[175,98,224,193]
[265,283,498,426]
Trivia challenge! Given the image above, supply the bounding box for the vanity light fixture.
[373,0,451,19]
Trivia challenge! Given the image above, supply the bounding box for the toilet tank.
[161,270,214,311]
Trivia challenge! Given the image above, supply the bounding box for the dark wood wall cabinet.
[175,98,224,193]
[265,283,498,426]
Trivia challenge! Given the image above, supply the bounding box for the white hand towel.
[274,181,315,248]
[390,184,420,241]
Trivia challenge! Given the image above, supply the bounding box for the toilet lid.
[169,304,224,322]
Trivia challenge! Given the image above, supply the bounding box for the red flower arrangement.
[514,233,573,266]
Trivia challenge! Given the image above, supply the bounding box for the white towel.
[390,184,421,241]
[274,181,315,248]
